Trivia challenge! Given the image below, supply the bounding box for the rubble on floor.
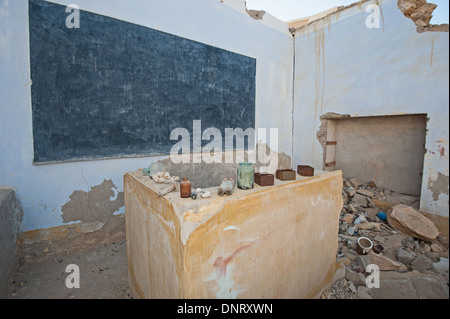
[321,178,449,299]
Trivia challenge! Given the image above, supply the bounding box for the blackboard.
[29,0,256,163]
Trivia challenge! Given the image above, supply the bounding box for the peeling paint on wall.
[61,179,124,223]
[428,172,449,201]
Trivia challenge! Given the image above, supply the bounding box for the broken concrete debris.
[397,247,417,265]
[323,177,449,299]
[352,193,369,208]
[411,254,434,273]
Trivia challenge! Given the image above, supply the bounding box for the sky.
[245,0,450,24]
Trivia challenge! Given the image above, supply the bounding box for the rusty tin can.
[297,165,315,177]
[254,173,275,187]
[276,169,296,181]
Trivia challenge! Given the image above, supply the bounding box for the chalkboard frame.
[29,0,257,165]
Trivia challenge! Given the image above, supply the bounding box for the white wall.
[293,0,449,217]
[0,0,293,232]
[2,0,447,233]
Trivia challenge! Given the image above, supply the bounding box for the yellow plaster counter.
[124,169,343,299]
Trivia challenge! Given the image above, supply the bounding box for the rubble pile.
[322,177,449,299]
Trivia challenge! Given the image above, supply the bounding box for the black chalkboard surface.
[29,0,256,163]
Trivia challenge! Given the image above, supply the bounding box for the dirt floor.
[6,237,131,299]
[5,234,448,300]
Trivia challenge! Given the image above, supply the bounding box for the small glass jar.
[180,177,192,198]
[237,162,254,190]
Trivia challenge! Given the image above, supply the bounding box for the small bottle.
[180,177,192,198]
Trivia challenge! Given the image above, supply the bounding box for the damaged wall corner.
[316,113,352,171]
[292,0,448,219]
[397,0,449,32]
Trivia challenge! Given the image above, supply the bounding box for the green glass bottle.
[237,162,254,190]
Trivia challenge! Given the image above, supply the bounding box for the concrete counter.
[124,169,343,299]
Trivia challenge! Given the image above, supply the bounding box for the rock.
[347,240,355,249]
[339,257,353,267]
[348,178,362,189]
[354,214,367,225]
[356,189,375,198]
[353,194,369,207]
[201,191,211,198]
[369,181,376,188]
[345,187,356,197]
[339,223,348,232]
[437,235,449,249]
[396,248,416,265]
[371,199,393,212]
[342,191,348,204]
[343,180,351,189]
[346,226,356,236]
[348,282,357,294]
[411,254,433,273]
[342,214,355,224]
[345,268,366,286]
[412,241,421,253]
[356,254,372,270]
[374,235,385,244]
[339,234,357,243]
[433,258,449,274]
[380,233,411,261]
[369,252,408,272]
[425,251,441,262]
[366,198,376,208]
[365,207,379,221]
[387,205,439,243]
[404,243,414,252]
[431,244,443,253]
[347,204,357,213]
[356,222,381,232]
